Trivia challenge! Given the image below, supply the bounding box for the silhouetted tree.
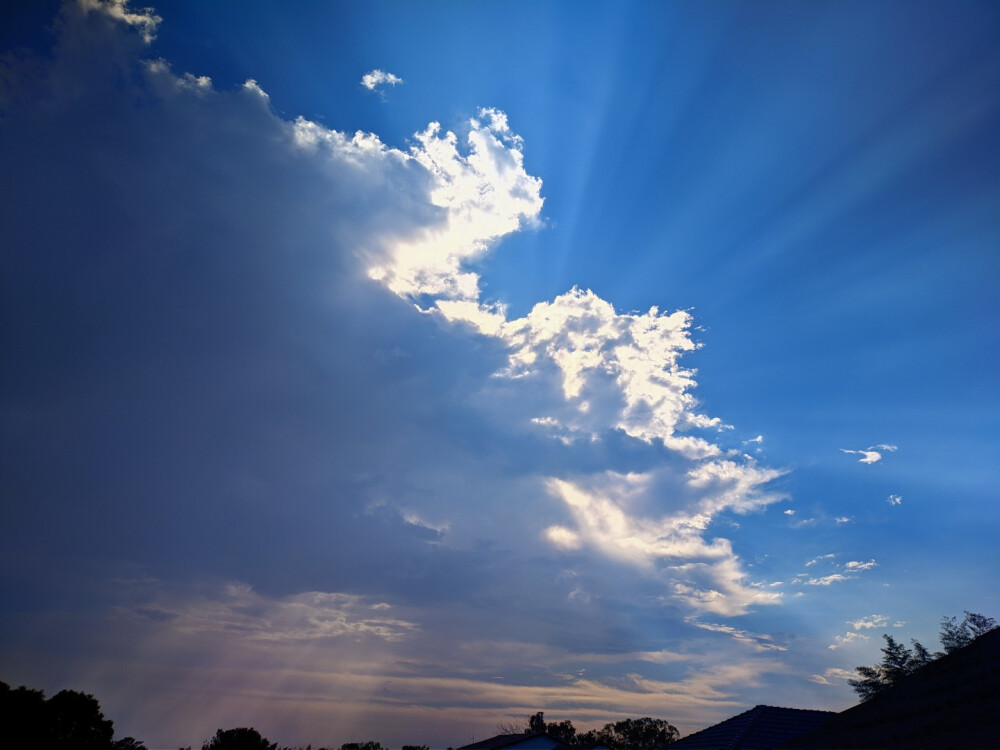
[339,742,386,750]
[849,611,997,701]
[1,681,48,747]
[579,718,678,749]
[848,634,931,700]
[528,712,547,734]
[494,718,527,735]
[401,745,429,750]
[47,689,116,749]
[202,727,277,750]
[940,611,998,654]
[546,719,578,744]
[1,680,147,749]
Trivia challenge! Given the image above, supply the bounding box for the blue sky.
[1,1,998,748]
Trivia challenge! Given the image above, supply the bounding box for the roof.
[670,705,837,750]
[457,733,566,750]
[786,627,1000,748]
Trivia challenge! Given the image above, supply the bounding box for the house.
[669,705,836,750]
[457,733,571,750]
[457,733,610,750]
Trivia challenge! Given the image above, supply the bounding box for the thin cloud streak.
[840,444,898,464]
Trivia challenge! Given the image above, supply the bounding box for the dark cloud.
[0,1,510,601]
[0,3,829,746]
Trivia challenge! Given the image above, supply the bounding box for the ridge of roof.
[457,732,548,750]
[672,704,837,749]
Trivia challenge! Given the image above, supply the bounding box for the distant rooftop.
[670,705,836,750]
[458,732,568,750]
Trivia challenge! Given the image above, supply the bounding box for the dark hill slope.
[787,627,1000,748]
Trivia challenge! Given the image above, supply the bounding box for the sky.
[1,1,998,748]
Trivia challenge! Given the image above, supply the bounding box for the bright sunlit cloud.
[361,68,404,91]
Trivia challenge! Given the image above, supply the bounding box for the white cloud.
[811,667,858,683]
[835,516,854,525]
[80,0,161,42]
[887,493,903,506]
[544,469,784,616]
[454,288,723,458]
[360,68,404,91]
[122,581,419,642]
[805,554,836,567]
[840,444,898,464]
[828,631,870,650]
[784,509,795,516]
[688,620,787,652]
[544,525,582,551]
[844,559,877,572]
[806,574,849,586]
[799,557,876,585]
[368,111,544,301]
[848,614,887,630]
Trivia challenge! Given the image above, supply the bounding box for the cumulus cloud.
[840,444,898,464]
[370,109,543,301]
[0,1,827,743]
[360,68,404,91]
[544,467,785,616]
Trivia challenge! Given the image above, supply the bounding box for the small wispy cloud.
[800,557,877,586]
[840,444,897,464]
[811,666,859,683]
[743,435,763,445]
[844,559,877,572]
[784,509,795,516]
[124,582,419,643]
[848,614,887,630]
[688,620,787,652]
[835,516,854,525]
[806,573,849,586]
[887,494,903,506]
[805,553,836,567]
[829,631,870,649]
[361,69,404,92]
